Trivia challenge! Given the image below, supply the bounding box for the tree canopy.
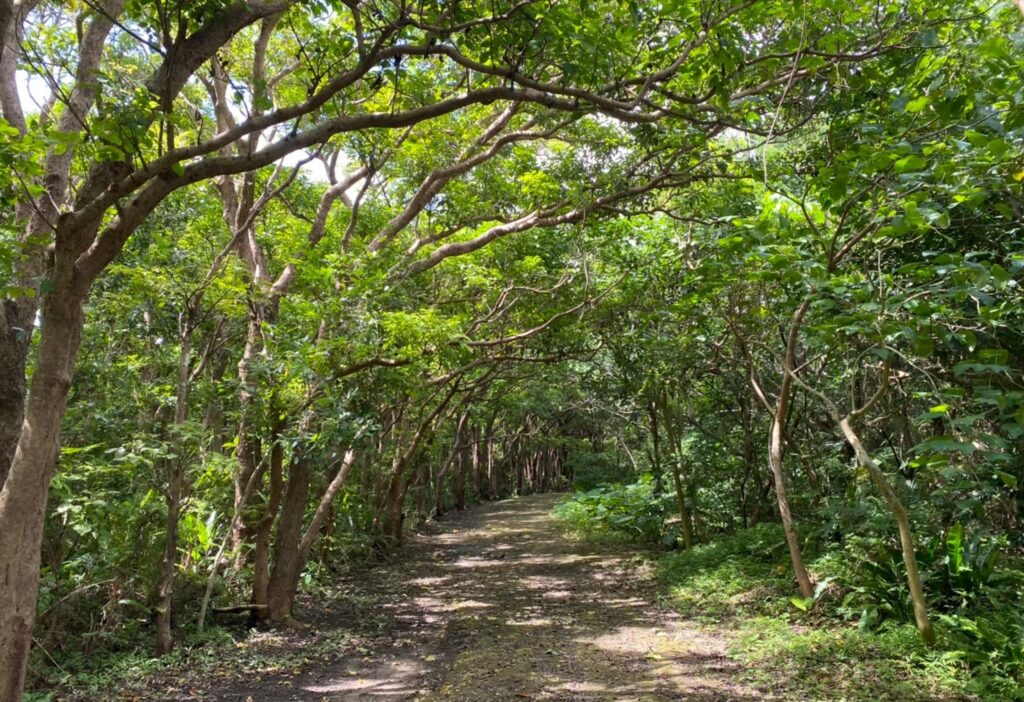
[1,1,1023,700]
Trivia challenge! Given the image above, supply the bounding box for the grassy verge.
[654,526,996,702]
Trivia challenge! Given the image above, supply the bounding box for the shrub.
[555,476,671,543]
[810,526,1024,698]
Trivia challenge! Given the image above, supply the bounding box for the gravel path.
[157,493,758,701]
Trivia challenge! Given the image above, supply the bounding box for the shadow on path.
[185,494,764,701]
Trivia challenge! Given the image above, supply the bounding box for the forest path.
[181,494,757,702]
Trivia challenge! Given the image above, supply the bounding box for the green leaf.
[917,436,976,454]
[946,523,964,573]
[894,155,927,173]
[791,596,813,612]
[995,471,1017,488]
[905,96,930,113]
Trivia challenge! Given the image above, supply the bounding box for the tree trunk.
[0,298,32,491]
[453,451,467,510]
[299,449,357,560]
[769,300,814,598]
[264,448,360,614]
[232,312,264,556]
[381,460,407,545]
[655,391,694,549]
[265,452,313,623]
[839,417,935,644]
[769,412,813,597]
[488,440,499,498]
[472,430,485,500]
[415,460,429,523]
[251,428,284,610]
[155,319,193,655]
[735,392,757,528]
[0,0,118,491]
[203,352,230,455]
[648,401,664,496]
[434,412,468,516]
[515,443,525,495]
[669,462,694,549]
[0,287,84,701]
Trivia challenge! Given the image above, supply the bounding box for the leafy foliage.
[556,477,672,543]
[0,0,1022,699]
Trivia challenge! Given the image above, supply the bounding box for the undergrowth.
[554,476,674,544]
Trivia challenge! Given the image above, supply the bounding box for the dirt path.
[170,494,758,702]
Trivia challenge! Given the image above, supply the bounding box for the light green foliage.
[380,308,466,360]
[555,476,671,543]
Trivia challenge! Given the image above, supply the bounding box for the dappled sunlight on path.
[194,494,759,701]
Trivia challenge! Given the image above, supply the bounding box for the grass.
[731,617,971,701]
[655,523,793,621]
[27,627,236,701]
[654,528,988,701]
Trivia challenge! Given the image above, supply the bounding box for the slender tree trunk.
[434,427,464,518]
[415,460,429,522]
[738,433,754,529]
[488,440,498,498]
[251,427,284,609]
[299,449,357,560]
[769,412,813,597]
[475,433,485,500]
[380,456,407,546]
[0,2,32,492]
[0,299,32,490]
[0,287,84,700]
[736,393,757,528]
[769,301,814,598]
[655,391,694,549]
[669,462,694,549]
[0,0,118,491]
[203,352,230,455]
[482,413,498,499]
[155,318,193,655]
[265,448,360,613]
[232,311,264,556]
[453,451,467,510]
[730,305,812,594]
[515,441,525,495]
[648,401,664,496]
[839,418,934,644]
[472,429,484,500]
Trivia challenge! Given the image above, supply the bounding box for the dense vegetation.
[1,0,1022,700]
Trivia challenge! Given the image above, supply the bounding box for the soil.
[138,493,762,701]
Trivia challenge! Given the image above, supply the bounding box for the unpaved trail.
[180,494,759,701]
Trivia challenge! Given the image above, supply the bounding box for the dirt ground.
[145,493,763,701]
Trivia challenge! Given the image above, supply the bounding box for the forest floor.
[108,493,766,701]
